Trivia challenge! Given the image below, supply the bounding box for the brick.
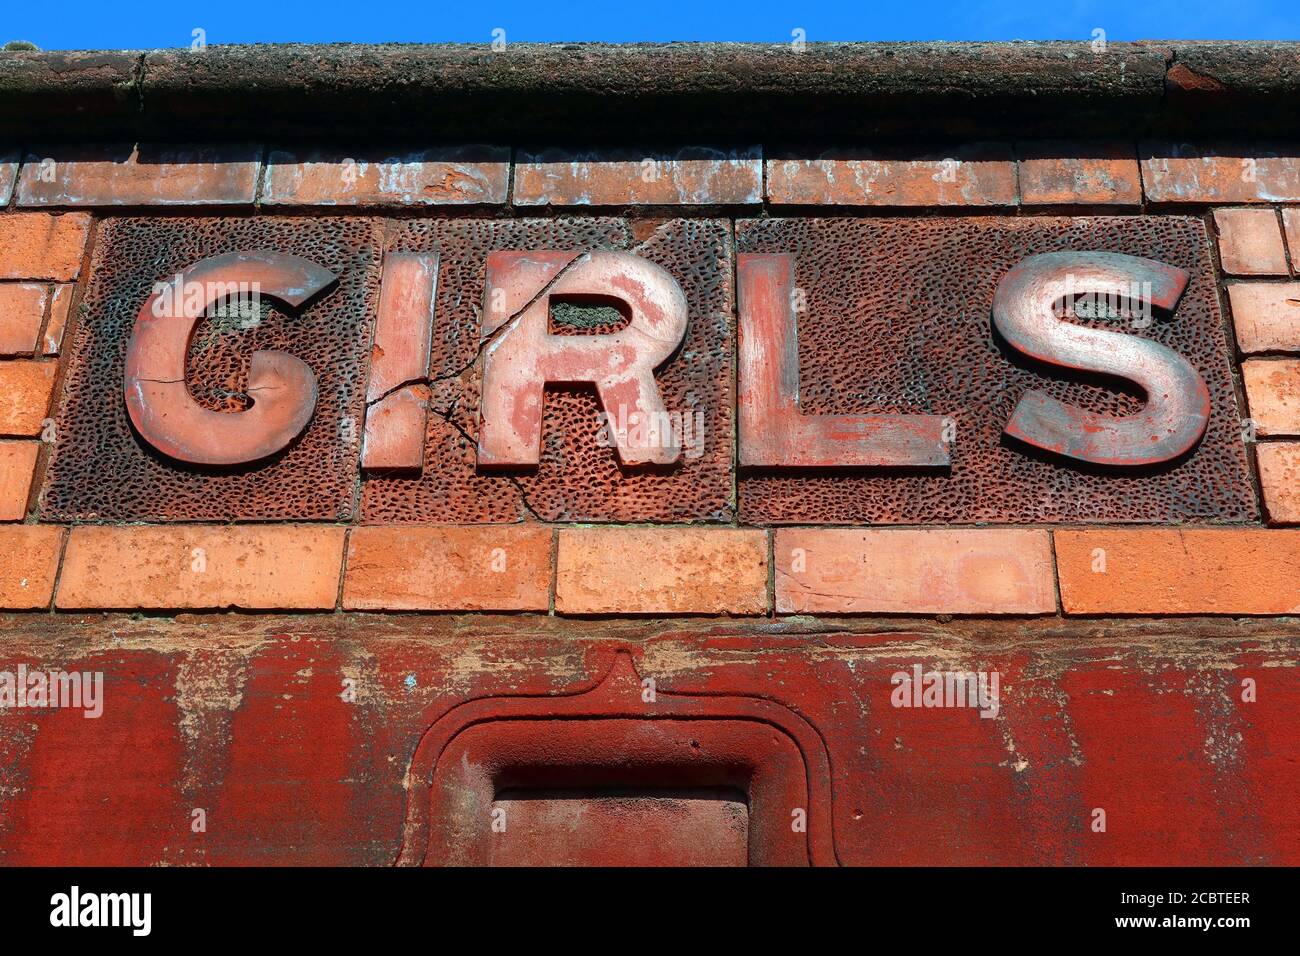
[1140,142,1300,203]
[1227,282,1300,352]
[0,213,92,281]
[1243,358,1300,436]
[1055,529,1300,615]
[263,147,508,205]
[0,150,16,205]
[514,147,762,206]
[0,283,49,355]
[18,144,260,206]
[0,361,57,436]
[1213,208,1288,275]
[55,525,345,610]
[1256,443,1300,525]
[0,441,39,521]
[0,526,63,609]
[42,284,73,355]
[1016,141,1141,205]
[343,525,550,611]
[775,528,1055,615]
[766,143,1016,206]
[1281,208,1300,264]
[555,527,767,615]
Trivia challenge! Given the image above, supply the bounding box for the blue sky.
[7,0,1299,49]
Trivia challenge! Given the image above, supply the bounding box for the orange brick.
[0,525,63,609]
[1213,208,1288,275]
[1257,443,1300,525]
[0,283,48,355]
[555,527,767,615]
[0,213,91,281]
[18,144,260,206]
[42,284,73,355]
[775,528,1055,615]
[343,525,550,611]
[1141,143,1300,203]
[0,361,57,436]
[1243,358,1300,436]
[0,441,39,521]
[264,147,509,205]
[767,144,1016,206]
[1017,141,1141,205]
[1227,282,1300,353]
[1282,208,1300,264]
[515,147,762,206]
[1055,529,1300,615]
[56,525,345,610]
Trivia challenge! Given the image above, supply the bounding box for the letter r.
[477,250,689,466]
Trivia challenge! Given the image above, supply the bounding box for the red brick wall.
[0,140,1296,865]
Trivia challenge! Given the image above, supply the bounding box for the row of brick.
[0,212,88,522]
[0,524,1296,616]
[5,142,1300,208]
[1214,210,1300,524]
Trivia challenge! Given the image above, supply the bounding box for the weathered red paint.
[400,652,832,865]
[477,250,690,466]
[0,615,1294,866]
[992,251,1211,465]
[737,253,950,468]
[124,251,336,466]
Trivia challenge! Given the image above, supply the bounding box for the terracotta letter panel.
[736,216,1255,525]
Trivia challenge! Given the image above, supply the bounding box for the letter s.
[993,251,1210,466]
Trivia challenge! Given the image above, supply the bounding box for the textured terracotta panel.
[736,216,1256,525]
[41,216,381,521]
[361,217,734,523]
